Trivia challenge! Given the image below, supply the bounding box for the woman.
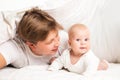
[0,8,68,68]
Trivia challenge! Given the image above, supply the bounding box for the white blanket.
[0,63,120,80]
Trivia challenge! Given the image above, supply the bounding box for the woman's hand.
[0,53,7,69]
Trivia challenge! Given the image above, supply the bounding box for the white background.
[0,0,120,62]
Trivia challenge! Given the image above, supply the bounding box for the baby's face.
[69,28,90,55]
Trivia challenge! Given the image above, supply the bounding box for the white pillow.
[0,0,71,45]
[0,10,23,44]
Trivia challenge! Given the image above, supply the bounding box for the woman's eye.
[46,40,52,44]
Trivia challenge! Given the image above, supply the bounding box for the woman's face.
[29,30,60,56]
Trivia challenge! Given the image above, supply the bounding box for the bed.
[0,0,120,80]
[0,63,120,80]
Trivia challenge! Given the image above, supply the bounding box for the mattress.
[0,63,120,80]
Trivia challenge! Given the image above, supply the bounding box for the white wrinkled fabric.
[0,0,120,62]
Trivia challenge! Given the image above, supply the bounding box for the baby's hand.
[49,57,57,64]
[98,60,109,70]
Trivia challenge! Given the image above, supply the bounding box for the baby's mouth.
[80,47,86,49]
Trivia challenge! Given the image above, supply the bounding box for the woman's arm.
[0,53,7,69]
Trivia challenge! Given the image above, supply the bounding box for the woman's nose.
[54,38,60,47]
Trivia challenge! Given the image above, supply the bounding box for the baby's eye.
[85,38,89,41]
[76,39,80,41]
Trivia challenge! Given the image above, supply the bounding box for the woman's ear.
[26,41,36,49]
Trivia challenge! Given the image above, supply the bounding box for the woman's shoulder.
[58,30,68,43]
[58,30,68,36]
[58,30,69,54]
[61,48,70,56]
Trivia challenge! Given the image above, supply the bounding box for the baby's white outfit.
[48,49,100,76]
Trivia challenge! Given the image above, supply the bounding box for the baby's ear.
[68,40,71,46]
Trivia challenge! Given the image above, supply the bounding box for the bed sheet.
[0,63,120,80]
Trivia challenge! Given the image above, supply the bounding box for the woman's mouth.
[52,48,58,52]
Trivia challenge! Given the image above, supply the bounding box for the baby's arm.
[48,56,64,71]
[82,51,100,77]
[97,59,109,70]
[49,57,57,65]
[82,60,99,77]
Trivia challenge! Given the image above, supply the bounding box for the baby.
[48,24,108,77]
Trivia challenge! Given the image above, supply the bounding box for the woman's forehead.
[45,30,58,40]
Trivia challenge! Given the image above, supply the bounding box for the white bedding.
[0,63,120,80]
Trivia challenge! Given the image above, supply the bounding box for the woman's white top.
[0,30,68,68]
[48,49,100,76]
